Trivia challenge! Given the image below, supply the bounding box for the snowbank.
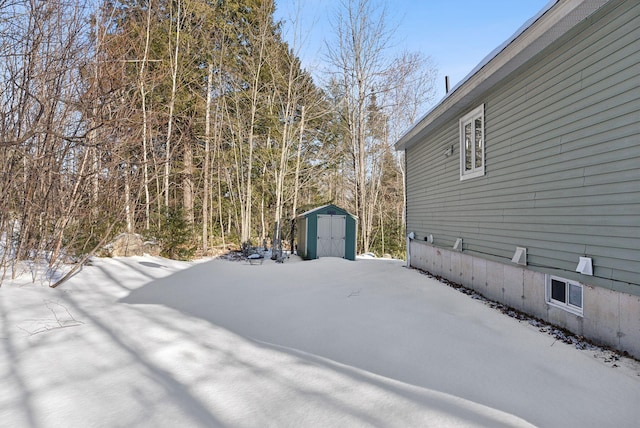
[1,256,638,427]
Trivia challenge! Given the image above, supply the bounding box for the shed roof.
[296,204,357,219]
[395,0,609,151]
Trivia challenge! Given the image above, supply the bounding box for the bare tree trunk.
[164,0,182,209]
[290,106,306,253]
[139,0,153,230]
[242,96,257,243]
[328,0,394,254]
[124,164,133,233]
[273,117,290,253]
[202,62,214,251]
[90,2,104,219]
[236,3,271,244]
[261,192,266,244]
[214,115,226,247]
[379,201,385,255]
[217,164,226,247]
[183,140,194,224]
[291,106,305,218]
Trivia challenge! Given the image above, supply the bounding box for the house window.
[546,275,583,316]
[459,104,485,180]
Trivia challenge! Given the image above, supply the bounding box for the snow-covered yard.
[1,255,638,427]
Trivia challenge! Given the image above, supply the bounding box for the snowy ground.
[1,255,639,428]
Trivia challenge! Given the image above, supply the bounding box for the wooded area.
[0,0,436,282]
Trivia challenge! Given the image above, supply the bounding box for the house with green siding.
[395,0,639,358]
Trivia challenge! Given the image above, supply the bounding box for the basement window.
[546,275,583,316]
[459,104,485,181]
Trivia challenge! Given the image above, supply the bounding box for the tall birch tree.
[326,0,394,253]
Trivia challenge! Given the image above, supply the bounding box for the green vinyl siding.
[405,0,640,295]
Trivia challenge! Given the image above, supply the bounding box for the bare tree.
[138,0,153,230]
[221,0,275,244]
[0,0,99,281]
[323,0,438,256]
[201,62,214,251]
[382,51,437,235]
[326,0,395,253]
[163,0,182,210]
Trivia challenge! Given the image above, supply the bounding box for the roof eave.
[395,0,609,151]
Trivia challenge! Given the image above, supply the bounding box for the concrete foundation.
[409,239,640,359]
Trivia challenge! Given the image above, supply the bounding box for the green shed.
[295,204,357,261]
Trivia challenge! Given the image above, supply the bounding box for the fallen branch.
[50,220,118,288]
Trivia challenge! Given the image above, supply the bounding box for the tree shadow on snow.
[119,258,534,427]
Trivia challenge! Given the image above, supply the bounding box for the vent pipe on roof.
[445,75,450,94]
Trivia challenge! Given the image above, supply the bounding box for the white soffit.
[395,0,610,151]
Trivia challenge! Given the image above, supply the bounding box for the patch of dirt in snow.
[413,267,640,376]
[217,251,247,262]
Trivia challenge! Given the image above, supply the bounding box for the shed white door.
[317,215,346,258]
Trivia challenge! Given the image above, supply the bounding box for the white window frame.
[545,275,584,316]
[459,104,485,181]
